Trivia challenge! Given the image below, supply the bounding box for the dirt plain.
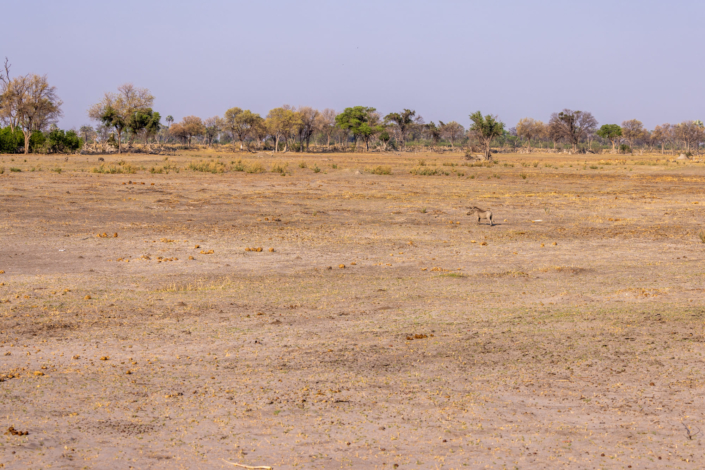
[1,149,704,469]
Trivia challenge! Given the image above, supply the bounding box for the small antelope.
[467,206,493,226]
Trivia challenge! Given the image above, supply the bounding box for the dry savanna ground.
[1,149,704,469]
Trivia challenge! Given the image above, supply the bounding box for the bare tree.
[651,124,671,154]
[315,108,336,150]
[0,57,20,132]
[548,109,597,153]
[440,121,464,148]
[621,119,646,150]
[675,121,705,154]
[79,125,96,144]
[297,106,320,152]
[203,116,222,147]
[5,74,63,154]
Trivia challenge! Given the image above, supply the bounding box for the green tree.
[0,126,24,153]
[88,84,154,153]
[127,108,160,144]
[469,111,505,160]
[98,105,126,151]
[384,109,416,149]
[224,108,261,150]
[46,129,82,153]
[596,124,622,152]
[335,106,383,151]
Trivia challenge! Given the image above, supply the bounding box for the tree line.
[2,61,703,156]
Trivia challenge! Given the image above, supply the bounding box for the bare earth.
[1,150,704,469]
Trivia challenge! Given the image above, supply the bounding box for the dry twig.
[222,459,273,470]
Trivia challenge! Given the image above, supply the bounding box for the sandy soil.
[1,150,704,469]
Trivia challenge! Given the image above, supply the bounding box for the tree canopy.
[469,111,505,160]
[596,124,622,151]
[336,106,384,151]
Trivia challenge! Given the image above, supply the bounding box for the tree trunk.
[117,128,122,153]
[23,129,30,154]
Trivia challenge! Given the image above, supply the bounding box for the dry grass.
[1,148,705,468]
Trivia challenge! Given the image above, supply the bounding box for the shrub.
[619,144,632,154]
[91,163,137,174]
[699,231,705,244]
[46,129,82,154]
[51,167,62,174]
[188,160,226,173]
[271,162,288,174]
[520,173,527,179]
[298,161,307,168]
[312,164,321,173]
[0,167,4,174]
[245,162,266,173]
[410,166,440,176]
[367,165,392,175]
[10,167,21,172]
[417,159,426,166]
[232,159,245,171]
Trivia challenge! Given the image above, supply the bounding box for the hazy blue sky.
[2,0,703,130]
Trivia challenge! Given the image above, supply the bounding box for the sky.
[2,0,703,130]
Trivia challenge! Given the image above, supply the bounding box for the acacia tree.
[336,106,384,152]
[5,74,63,154]
[439,121,464,148]
[596,124,622,152]
[516,118,545,152]
[548,109,597,153]
[468,111,504,160]
[384,109,416,149]
[88,84,154,153]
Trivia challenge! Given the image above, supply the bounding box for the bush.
[619,144,632,154]
[91,163,137,174]
[0,126,24,153]
[298,161,307,169]
[410,166,440,176]
[232,159,245,171]
[271,162,288,174]
[188,160,226,173]
[10,167,22,172]
[46,129,82,154]
[367,165,392,175]
[245,162,266,173]
[312,164,321,173]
